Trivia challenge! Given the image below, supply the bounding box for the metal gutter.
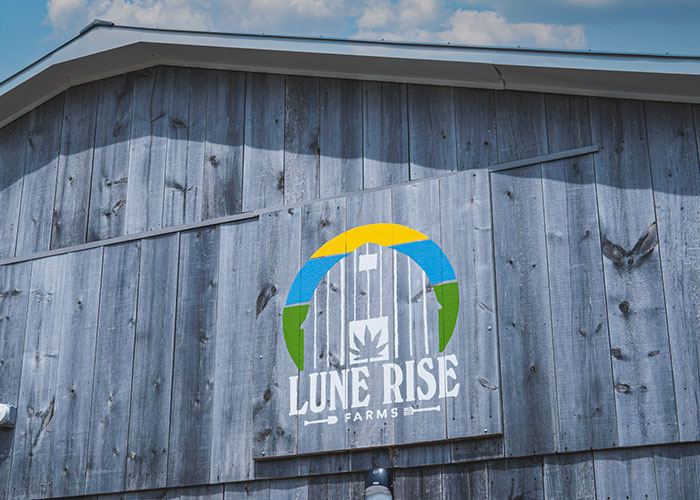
[1,22,700,127]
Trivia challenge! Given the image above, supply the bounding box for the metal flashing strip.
[0,145,598,267]
[487,145,599,172]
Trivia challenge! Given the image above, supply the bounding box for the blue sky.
[1,0,700,82]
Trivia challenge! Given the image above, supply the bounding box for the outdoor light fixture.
[0,403,17,429]
[365,468,392,499]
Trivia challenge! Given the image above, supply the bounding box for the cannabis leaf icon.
[350,325,383,361]
[349,317,389,365]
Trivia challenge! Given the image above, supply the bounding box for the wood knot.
[479,378,498,390]
[277,172,285,191]
[618,301,630,315]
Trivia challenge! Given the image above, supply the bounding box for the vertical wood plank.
[319,78,362,197]
[442,462,489,500]
[0,262,31,500]
[284,76,320,204]
[165,484,224,499]
[210,220,258,483]
[492,166,558,457]
[654,443,700,500]
[590,97,678,446]
[408,84,456,180]
[495,91,548,162]
[242,73,285,212]
[9,254,67,499]
[167,226,219,486]
[349,471,366,498]
[305,474,355,499]
[393,466,442,500]
[202,70,245,220]
[16,95,64,255]
[454,88,498,170]
[125,67,170,234]
[0,116,30,258]
[105,490,167,500]
[51,82,99,249]
[51,247,103,497]
[451,436,505,464]
[252,208,301,458]
[225,481,271,500]
[363,81,409,189]
[86,242,141,495]
[297,198,346,454]
[328,473,361,498]
[543,94,617,452]
[392,181,445,446]
[126,234,179,490]
[439,169,501,439]
[646,100,700,442]
[269,478,309,500]
[345,190,393,450]
[88,74,135,242]
[543,452,595,500]
[163,68,207,227]
[593,448,658,500]
[488,458,544,500]
[493,89,557,457]
[307,475,328,499]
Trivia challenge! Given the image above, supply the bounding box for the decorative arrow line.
[403,405,441,416]
[304,415,339,426]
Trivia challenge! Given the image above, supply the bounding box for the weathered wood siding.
[4,442,697,499]
[1,65,700,499]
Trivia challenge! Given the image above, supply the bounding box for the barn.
[1,20,700,499]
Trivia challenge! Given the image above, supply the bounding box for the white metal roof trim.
[1,24,700,128]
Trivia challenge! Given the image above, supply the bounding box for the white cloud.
[561,0,615,6]
[357,0,443,31]
[45,0,587,50]
[356,8,587,49]
[46,0,354,36]
[47,0,211,33]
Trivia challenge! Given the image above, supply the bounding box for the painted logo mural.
[282,223,461,427]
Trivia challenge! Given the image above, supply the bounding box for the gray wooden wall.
[1,65,700,499]
[6,442,700,499]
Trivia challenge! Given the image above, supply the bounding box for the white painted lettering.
[288,375,308,416]
[351,366,370,408]
[309,371,327,413]
[417,358,437,400]
[439,354,460,398]
[329,369,348,411]
[405,359,416,402]
[382,363,404,404]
